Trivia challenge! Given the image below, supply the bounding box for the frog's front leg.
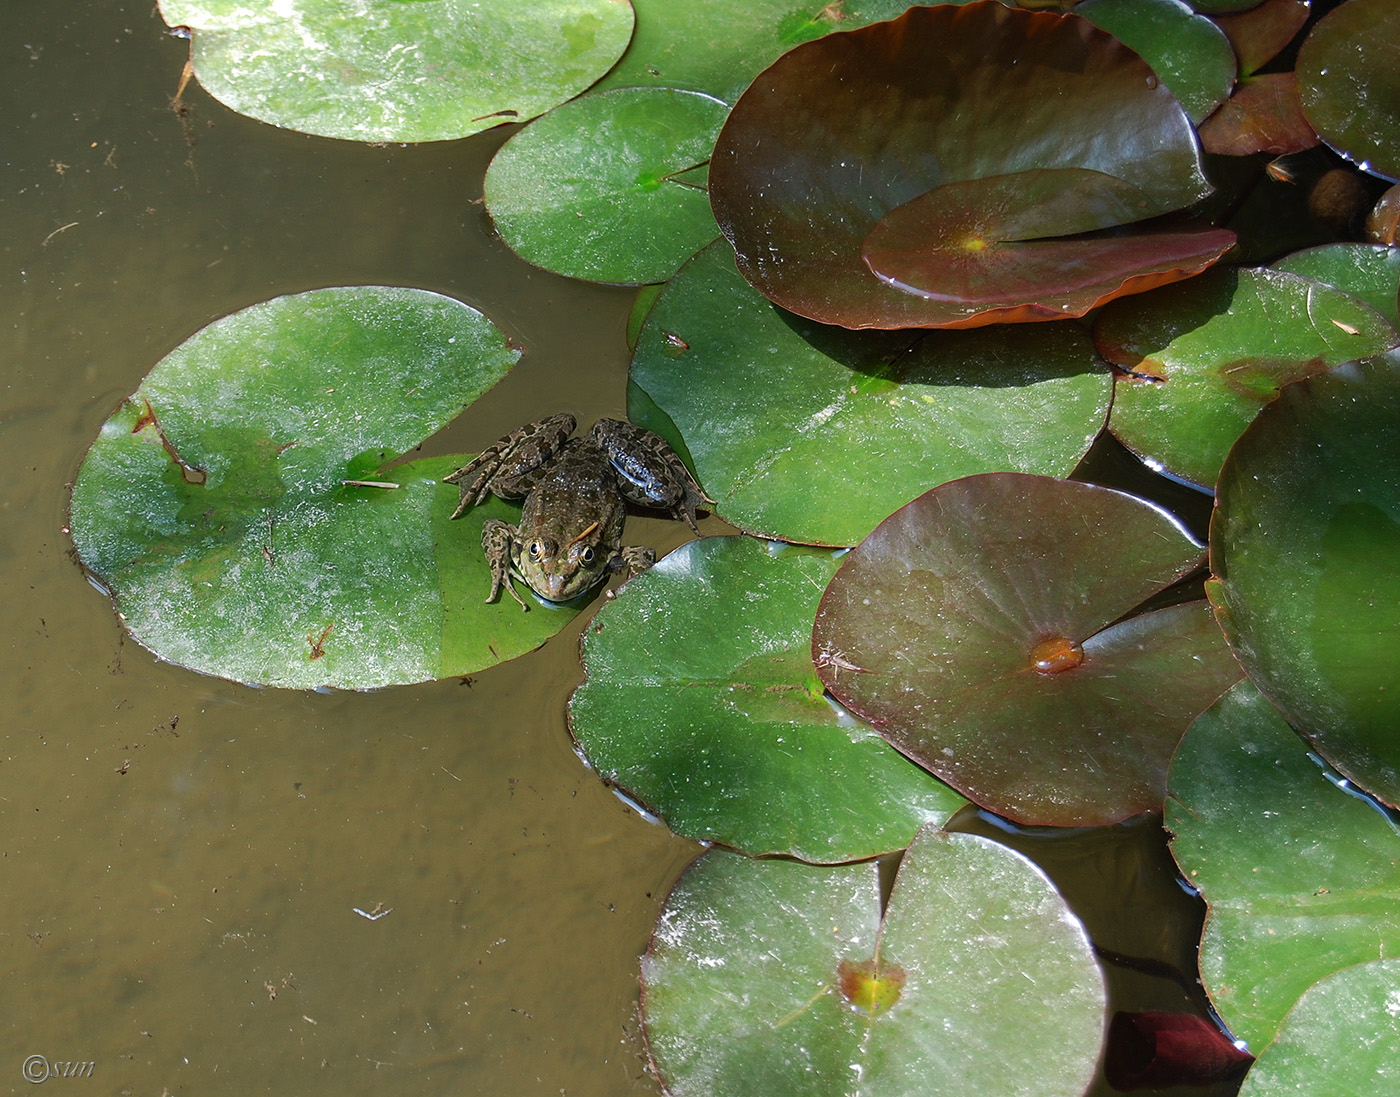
[444,413,576,519]
[613,545,656,581]
[591,418,715,533]
[481,518,530,610]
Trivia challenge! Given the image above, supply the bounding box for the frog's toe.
[618,545,656,580]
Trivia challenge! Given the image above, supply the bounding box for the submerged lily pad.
[65,287,594,689]
[484,88,729,284]
[1296,0,1400,182]
[568,536,965,862]
[1208,351,1400,806]
[709,1,1231,329]
[1237,959,1400,1095]
[1167,680,1400,1051]
[643,826,1105,1097]
[1096,266,1398,487]
[629,241,1111,547]
[813,474,1243,827]
[158,0,635,142]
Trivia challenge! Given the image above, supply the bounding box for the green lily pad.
[1237,959,1400,1095]
[1296,0,1400,182]
[643,826,1105,1097]
[590,0,917,104]
[1166,680,1400,1051]
[1272,242,1400,327]
[629,241,1112,547]
[1075,0,1236,124]
[484,88,729,285]
[568,536,965,862]
[157,0,635,142]
[708,1,1231,330]
[813,473,1244,827]
[1208,351,1400,806]
[66,287,595,690]
[1096,266,1399,488]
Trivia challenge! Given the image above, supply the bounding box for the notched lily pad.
[568,536,965,862]
[1208,351,1400,807]
[66,286,590,690]
[813,473,1244,827]
[158,0,635,142]
[1167,680,1400,1051]
[484,87,729,285]
[709,1,1231,329]
[629,240,1112,548]
[642,825,1105,1097]
[1096,266,1398,487]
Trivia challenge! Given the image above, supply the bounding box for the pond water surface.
[2,4,1240,1095]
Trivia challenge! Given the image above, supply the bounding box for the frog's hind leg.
[481,518,530,610]
[592,418,715,533]
[445,413,577,519]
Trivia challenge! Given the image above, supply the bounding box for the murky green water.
[2,4,1237,1095]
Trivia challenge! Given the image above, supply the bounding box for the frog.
[443,413,713,609]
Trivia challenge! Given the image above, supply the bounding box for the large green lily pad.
[1237,959,1400,1095]
[813,473,1244,827]
[1208,351,1400,806]
[1167,680,1400,1051]
[158,0,635,142]
[1272,243,1400,327]
[629,241,1111,547]
[569,536,966,862]
[708,1,1231,329]
[1096,266,1398,487]
[1075,0,1235,124]
[484,87,729,285]
[643,826,1105,1097]
[590,0,918,104]
[66,287,595,689]
[1296,0,1400,182]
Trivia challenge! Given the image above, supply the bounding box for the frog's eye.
[578,546,596,566]
[528,540,545,560]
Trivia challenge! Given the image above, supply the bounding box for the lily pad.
[1236,959,1400,1095]
[1272,242,1400,327]
[708,1,1232,330]
[568,536,966,862]
[1167,680,1400,1051]
[590,0,918,104]
[65,286,594,690]
[813,473,1244,827]
[1075,0,1236,124]
[642,826,1105,1097]
[629,241,1112,547]
[1208,351,1400,806]
[157,0,635,142]
[484,88,729,285]
[1096,266,1399,488]
[1197,72,1320,158]
[1210,0,1311,78]
[1296,0,1400,182]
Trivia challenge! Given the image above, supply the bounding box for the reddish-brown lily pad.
[709,1,1232,330]
[812,474,1244,827]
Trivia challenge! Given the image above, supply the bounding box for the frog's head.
[517,521,609,603]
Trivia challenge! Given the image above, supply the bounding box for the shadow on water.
[1,3,1239,1094]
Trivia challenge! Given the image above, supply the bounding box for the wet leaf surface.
[643,825,1105,1097]
[1208,351,1400,805]
[1096,266,1398,487]
[1211,0,1311,78]
[484,88,729,285]
[1296,0,1400,181]
[709,1,1227,329]
[628,241,1111,547]
[569,536,965,861]
[1167,680,1400,1051]
[66,287,595,689]
[1197,72,1321,157]
[1236,959,1400,1095]
[813,473,1243,827]
[1272,243,1400,327]
[157,0,634,141]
